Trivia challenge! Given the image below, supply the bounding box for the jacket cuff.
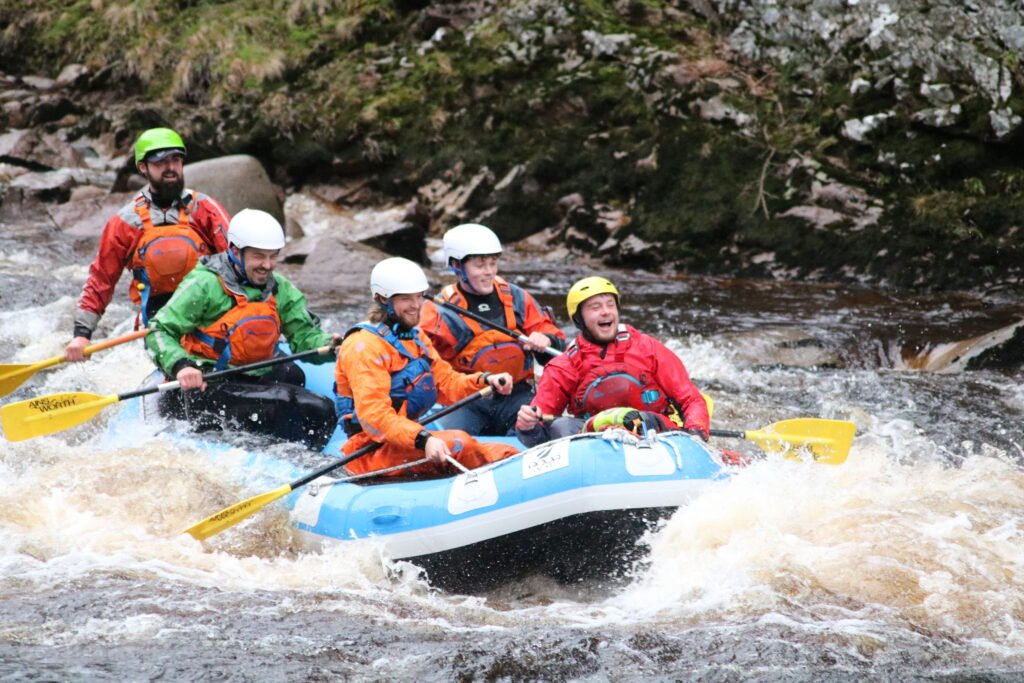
[170,358,200,377]
[74,309,101,338]
[72,324,93,340]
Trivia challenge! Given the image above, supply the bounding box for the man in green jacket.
[146,208,338,449]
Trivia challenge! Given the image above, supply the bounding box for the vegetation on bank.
[2,0,1023,290]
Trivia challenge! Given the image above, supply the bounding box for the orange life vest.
[181,277,281,370]
[438,278,533,383]
[130,193,209,321]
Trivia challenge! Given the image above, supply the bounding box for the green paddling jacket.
[146,253,332,377]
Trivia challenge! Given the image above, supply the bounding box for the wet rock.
[692,95,753,130]
[920,83,956,106]
[1,100,26,129]
[599,232,662,267]
[184,154,282,222]
[0,162,30,183]
[306,179,373,206]
[418,167,492,230]
[20,75,55,91]
[47,191,134,239]
[510,226,574,262]
[110,157,145,194]
[841,113,893,143]
[289,233,393,298]
[989,108,1023,140]
[777,160,884,233]
[721,327,843,369]
[911,105,961,129]
[682,0,719,26]
[283,192,425,263]
[0,129,85,170]
[26,94,81,127]
[69,185,107,202]
[0,89,34,103]
[778,205,847,230]
[55,64,89,88]
[7,169,75,202]
[905,319,1024,372]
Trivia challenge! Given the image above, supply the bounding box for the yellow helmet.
[566,276,619,320]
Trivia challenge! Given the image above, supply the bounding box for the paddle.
[531,406,851,464]
[0,329,150,398]
[710,418,855,465]
[0,342,339,442]
[183,386,494,541]
[428,294,562,358]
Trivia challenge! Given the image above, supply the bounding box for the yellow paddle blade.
[0,363,45,398]
[0,392,118,441]
[745,418,856,465]
[0,330,150,398]
[184,484,294,541]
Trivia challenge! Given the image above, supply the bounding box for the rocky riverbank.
[2,0,1023,293]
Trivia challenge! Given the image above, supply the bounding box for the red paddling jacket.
[530,324,709,435]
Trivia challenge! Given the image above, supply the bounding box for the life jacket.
[129,192,209,325]
[334,322,439,435]
[181,276,281,371]
[567,326,670,418]
[436,277,533,382]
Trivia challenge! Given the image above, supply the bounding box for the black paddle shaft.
[709,429,745,439]
[290,387,491,490]
[118,343,339,402]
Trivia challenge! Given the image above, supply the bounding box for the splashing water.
[2,242,1024,678]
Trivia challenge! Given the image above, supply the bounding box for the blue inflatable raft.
[112,356,732,591]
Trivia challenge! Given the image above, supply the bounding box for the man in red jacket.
[64,127,230,361]
[515,276,709,447]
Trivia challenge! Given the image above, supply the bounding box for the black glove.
[683,427,709,442]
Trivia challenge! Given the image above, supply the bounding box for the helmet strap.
[228,246,254,287]
[449,259,481,295]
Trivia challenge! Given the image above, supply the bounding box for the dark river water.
[1,208,1023,681]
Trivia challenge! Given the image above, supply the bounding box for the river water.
[1,211,1023,681]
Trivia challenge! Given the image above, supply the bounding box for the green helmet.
[134,128,186,167]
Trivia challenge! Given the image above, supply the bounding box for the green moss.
[4,0,1022,290]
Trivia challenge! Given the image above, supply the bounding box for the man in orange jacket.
[515,276,710,447]
[419,223,566,436]
[335,257,520,478]
[65,127,230,361]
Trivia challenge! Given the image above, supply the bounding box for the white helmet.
[227,209,286,250]
[442,223,502,264]
[370,257,429,299]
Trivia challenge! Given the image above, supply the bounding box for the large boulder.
[283,192,426,262]
[184,154,282,222]
[47,191,134,239]
[289,233,393,299]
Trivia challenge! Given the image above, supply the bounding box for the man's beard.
[392,309,420,330]
[149,176,184,207]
